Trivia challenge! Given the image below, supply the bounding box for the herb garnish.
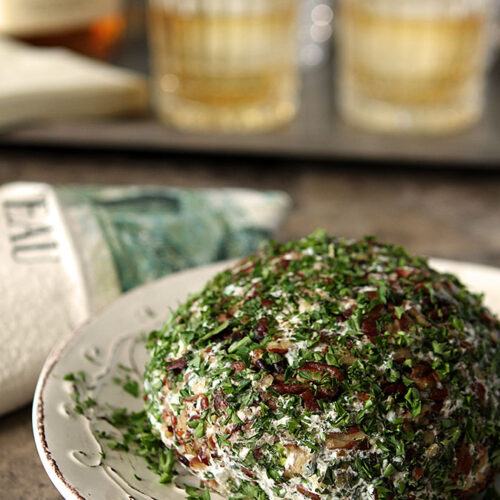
[144,232,499,499]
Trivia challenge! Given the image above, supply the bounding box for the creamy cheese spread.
[144,232,499,499]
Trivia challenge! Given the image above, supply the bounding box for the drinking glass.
[336,0,498,134]
[148,0,299,133]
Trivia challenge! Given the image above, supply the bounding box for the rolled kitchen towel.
[0,183,291,415]
[0,37,147,129]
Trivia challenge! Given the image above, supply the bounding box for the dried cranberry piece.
[301,391,320,412]
[296,484,321,500]
[456,443,473,476]
[316,386,338,400]
[260,297,274,308]
[430,387,448,401]
[383,383,407,396]
[272,381,309,395]
[175,451,190,466]
[300,361,344,381]
[254,317,269,341]
[230,330,245,343]
[396,268,412,279]
[213,389,228,412]
[231,361,246,374]
[166,357,187,372]
[361,319,378,337]
[270,358,287,374]
[254,358,271,372]
[472,381,486,405]
[412,467,424,481]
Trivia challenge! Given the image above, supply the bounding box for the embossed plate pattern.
[33,259,500,499]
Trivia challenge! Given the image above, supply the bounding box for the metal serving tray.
[2,2,499,168]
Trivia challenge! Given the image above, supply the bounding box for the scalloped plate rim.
[32,257,500,499]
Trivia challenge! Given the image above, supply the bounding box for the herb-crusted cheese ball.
[144,233,499,500]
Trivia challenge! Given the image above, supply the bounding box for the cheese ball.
[144,233,499,499]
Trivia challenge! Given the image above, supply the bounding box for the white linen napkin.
[0,182,292,415]
[0,37,147,129]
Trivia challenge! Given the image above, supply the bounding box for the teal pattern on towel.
[57,185,291,292]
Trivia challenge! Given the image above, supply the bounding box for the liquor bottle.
[0,0,125,59]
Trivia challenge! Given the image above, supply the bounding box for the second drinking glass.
[149,0,299,133]
[336,0,498,134]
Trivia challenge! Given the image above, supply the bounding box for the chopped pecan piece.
[356,391,370,402]
[189,457,208,471]
[198,395,209,411]
[316,386,338,400]
[393,347,411,362]
[260,392,278,411]
[396,267,412,279]
[241,467,255,478]
[326,426,367,450]
[266,338,292,354]
[341,305,356,321]
[284,444,312,477]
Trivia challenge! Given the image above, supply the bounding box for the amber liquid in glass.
[149,0,298,132]
[18,13,125,60]
[337,0,493,133]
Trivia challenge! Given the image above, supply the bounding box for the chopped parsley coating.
[144,232,500,500]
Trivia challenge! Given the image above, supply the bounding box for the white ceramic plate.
[33,258,500,500]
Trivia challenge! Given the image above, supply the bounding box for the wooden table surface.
[0,147,499,499]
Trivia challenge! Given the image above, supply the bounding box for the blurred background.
[0,0,500,497]
[1,0,500,160]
